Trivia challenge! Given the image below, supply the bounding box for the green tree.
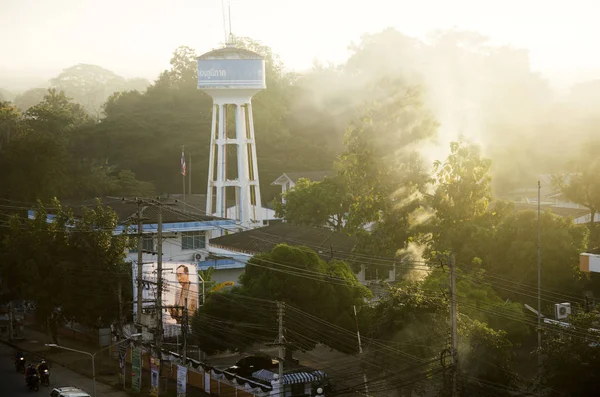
[553,140,600,247]
[0,200,132,331]
[192,244,371,354]
[337,82,436,233]
[24,88,91,134]
[363,283,446,397]
[0,101,23,151]
[365,278,521,397]
[14,87,47,112]
[457,319,518,396]
[0,89,154,201]
[422,266,529,343]
[540,311,600,396]
[274,177,350,231]
[50,64,149,117]
[428,141,492,260]
[484,209,588,303]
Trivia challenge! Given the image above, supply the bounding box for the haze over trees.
[9,64,150,115]
[2,29,599,202]
[1,27,600,396]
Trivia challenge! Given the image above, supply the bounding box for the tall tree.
[274,177,350,231]
[14,87,48,112]
[540,311,600,396]
[553,140,600,247]
[337,80,436,233]
[0,89,154,201]
[365,277,522,397]
[0,101,23,151]
[0,200,132,329]
[50,64,149,118]
[192,244,371,355]
[428,140,492,260]
[484,209,588,303]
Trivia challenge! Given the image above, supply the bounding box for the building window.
[129,236,154,253]
[182,231,206,250]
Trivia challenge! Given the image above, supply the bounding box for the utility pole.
[449,253,458,397]
[150,200,164,397]
[156,202,164,354]
[537,180,542,379]
[277,301,285,397]
[353,305,369,396]
[118,278,123,337]
[8,301,14,341]
[182,298,188,365]
[136,201,144,333]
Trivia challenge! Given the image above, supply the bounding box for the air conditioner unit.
[555,303,571,320]
[193,253,203,262]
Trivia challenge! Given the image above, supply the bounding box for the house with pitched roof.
[271,171,332,202]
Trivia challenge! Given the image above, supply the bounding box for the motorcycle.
[40,369,50,387]
[26,373,40,391]
[15,356,25,372]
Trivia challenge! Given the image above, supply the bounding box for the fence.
[116,345,275,397]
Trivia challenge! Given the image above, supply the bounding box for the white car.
[50,386,91,397]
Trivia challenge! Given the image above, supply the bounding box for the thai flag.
[181,151,187,176]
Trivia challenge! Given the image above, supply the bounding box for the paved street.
[0,343,129,397]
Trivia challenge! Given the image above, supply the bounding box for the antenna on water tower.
[228,1,233,43]
[221,0,228,43]
[221,0,234,45]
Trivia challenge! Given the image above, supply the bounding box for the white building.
[271,171,332,202]
[29,196,239,271]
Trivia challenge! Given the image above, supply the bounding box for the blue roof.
[198,258,247,270]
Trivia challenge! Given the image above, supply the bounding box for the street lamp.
[46,333,141,397]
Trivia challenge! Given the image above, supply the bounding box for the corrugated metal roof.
[209,223,357,261]
[57,197,218,225]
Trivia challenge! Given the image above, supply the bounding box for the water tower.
[198,43,265,229]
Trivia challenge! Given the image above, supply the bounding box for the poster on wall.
[131,347,141,392]
[132,262,199,338]
[177,365,188,397]
[150,354,160,397]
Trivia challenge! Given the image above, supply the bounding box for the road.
[0,342,129,397]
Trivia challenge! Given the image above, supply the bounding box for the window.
[129,236,154,253]
[182,231,206,250]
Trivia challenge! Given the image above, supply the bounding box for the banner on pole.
[177,365,188,397]
[131,347,142,392]
[118,343,128,387]
[150,354,160,397]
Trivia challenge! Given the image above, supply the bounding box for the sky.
[1,0,599,91]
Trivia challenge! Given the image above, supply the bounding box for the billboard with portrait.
[132,262,199,338]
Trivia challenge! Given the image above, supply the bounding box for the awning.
[252,369,326,385]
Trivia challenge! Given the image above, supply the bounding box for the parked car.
[226,354,279,378]
[50,386,90,397]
